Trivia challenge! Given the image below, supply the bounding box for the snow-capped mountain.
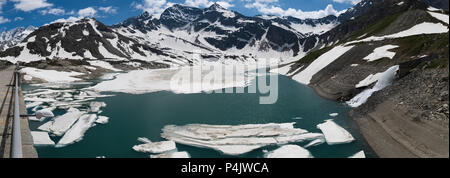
[0,26,37,51]
[0,18,183,65]
[0,3,362,66]
[112,3,342,64]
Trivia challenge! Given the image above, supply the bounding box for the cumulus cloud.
[333,0,361,5]
[134,0,235,15]
[99,6,118,14]
[0,16,10,24]
[216,1,235,8]
[185,0,213,7]
[48,16,81,24]
[134,0,170,15]
[78,7,97,17]
[184,0,234,8]
[40,8,66,15]
[14,17,24,21]
[244,0,346,19]
[11,0,53,12]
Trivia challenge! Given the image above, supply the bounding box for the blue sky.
[0,0,359,31]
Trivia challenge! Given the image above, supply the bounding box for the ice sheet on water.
[304,138,326,148]
[150,151,191,158]
[56,114,97,147]
[95,116,109,124]
[329,113,339,117]
[265,145,313,158]
[161,123,322,155]
[38,108,85,136]
[132,140,177,154]
[317,119,355,145]
[89,102,106,113]
[31,131,55,146]
[349,151,366,158]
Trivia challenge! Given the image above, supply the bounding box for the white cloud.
[185,0,213,7]
[40,8,66,15]
[184,0,234,8]
[245,0,345,19]
[333,0,361,5]
[134,0,169,15]
[99,6,118,14]
[216,1,235,9]
[78,7,97,17]
[11,0,53,12]
[0,16,10,24]
[134,0,235,15]
[14,17,24,21]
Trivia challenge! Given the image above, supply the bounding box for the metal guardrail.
[11,67,22,158]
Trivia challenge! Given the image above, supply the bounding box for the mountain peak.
[208,3,226,10]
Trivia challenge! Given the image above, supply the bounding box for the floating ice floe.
[317,120,355,145]
[363,45,399,62]
[347,65,399,107]
[25,97,57,102]
[161,123,324,156]
[56,114,97,147]
[38,108,85,136]
[137,137,152,143]
[265,145,313,158]
[28,116,46,122]
[89,102,106,113]
[31,131,55,146]
[95,116,109,124]
[150,151,191,158]
[349,151,366,158]
[329,113,339,117]
[26,101,43,109]
[304,138,326,148]
[133,140,177,154]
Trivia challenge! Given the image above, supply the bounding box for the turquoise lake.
[24,74,375,158]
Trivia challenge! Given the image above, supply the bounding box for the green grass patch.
[395,33,449,57]
[426,58,449,69]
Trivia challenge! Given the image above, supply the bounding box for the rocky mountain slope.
[0,26,37,51]
[277,0,449,157]
[112,3,342,65]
